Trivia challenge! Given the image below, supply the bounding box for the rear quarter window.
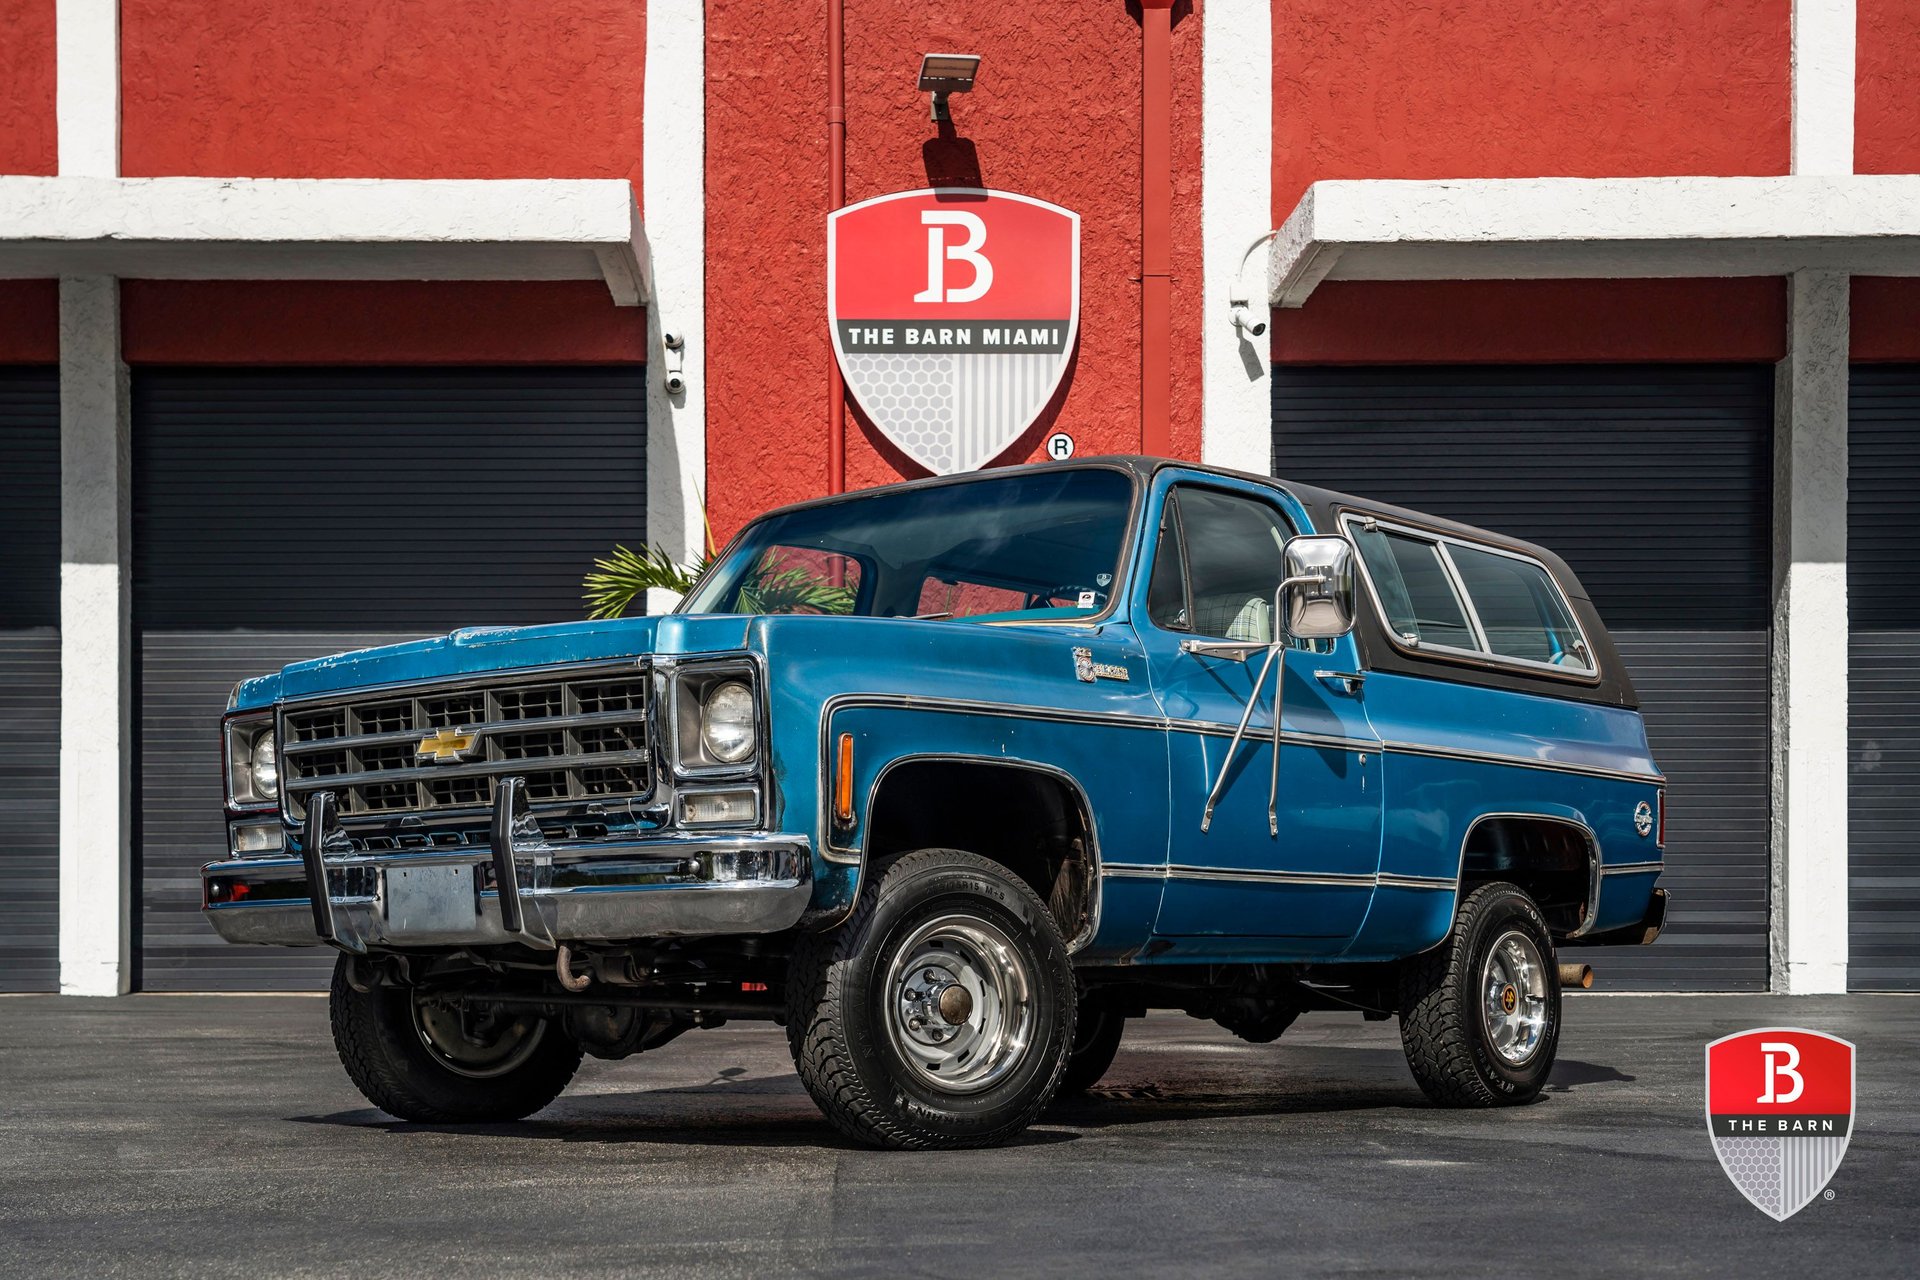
[1346,515,1595,677]
[1349,526,1476,650]
[1446,543,1592,670]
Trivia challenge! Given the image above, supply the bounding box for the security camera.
[665,372,686,395]
[1229,300,1266,338]
[662,331,685,352]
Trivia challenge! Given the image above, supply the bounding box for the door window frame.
[1137,478,1339,654]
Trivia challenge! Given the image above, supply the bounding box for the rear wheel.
[1398,881,1561,1107]
[329,956,582,1123]
[787,848,1077,1149]
[1057,1003,1126,1095]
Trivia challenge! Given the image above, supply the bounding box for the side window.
[1159,487,1294,643]
[1447,544,1592,670]
[1350,526,1476,650]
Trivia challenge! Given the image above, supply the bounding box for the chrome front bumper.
[202,778,812,953]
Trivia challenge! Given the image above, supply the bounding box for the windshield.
[682,468,1135,621]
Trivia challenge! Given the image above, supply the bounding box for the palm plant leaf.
[583,543,701,620]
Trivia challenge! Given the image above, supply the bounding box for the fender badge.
[1634,800,1654,838]
[418,728,483,763]
[1073,648,1130,683]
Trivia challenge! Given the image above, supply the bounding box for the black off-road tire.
[329,956,583,1123]
[1398,881,1561,1107]
[786,848,1078,1150]
[1057,1003,1126,1096]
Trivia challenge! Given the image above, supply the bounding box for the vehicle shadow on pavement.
[285,1053,1636,1148]
[1049,1084,1418,1128]
[287,1080,1082,1151]
[288,1108,1080,1150]
[1544,1058,1637,1091]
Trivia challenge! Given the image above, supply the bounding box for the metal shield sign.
[829,188,1080,475]
[1705,1028,1855,1220]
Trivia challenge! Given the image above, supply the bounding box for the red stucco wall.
[120,0,645,185]
[0,281,58,363]
[1851,279,1920,361]
[1272,0,1789,214]
[122,282,648,365]
[1270,279,1788,364]
[1857,0,1920,174]
[705,0,1202,537]
[0,0,57,175]
[1267,1,1789,368]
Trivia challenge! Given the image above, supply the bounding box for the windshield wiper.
[910,611,955,620]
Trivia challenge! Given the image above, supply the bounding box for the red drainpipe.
[1139,0,1174,456]
[827,0,848,494]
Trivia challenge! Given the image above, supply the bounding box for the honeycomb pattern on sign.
[1714,1137,1782,1215]
[844,353,955,472]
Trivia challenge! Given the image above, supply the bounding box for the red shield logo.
[828,188,1080,474]
[1705,1028,1854,1220]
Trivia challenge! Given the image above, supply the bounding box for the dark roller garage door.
[1273,365,1773,990]
[134,367,646,990]
[0,368,60,993]
[1850,366,1920,991]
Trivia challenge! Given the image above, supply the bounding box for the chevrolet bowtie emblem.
[417,728,481,763]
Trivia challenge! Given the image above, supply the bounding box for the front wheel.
[329,957,583,1123]
[787,848,1078,1149]
[1397,881,1561,1107]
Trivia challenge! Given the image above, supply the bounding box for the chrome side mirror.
[1280,534,1356,640]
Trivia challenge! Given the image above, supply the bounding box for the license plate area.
[382,863,480,936]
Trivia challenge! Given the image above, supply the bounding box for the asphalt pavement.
[1,991,1914,1278]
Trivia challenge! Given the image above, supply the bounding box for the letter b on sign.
[914,211,993,304]
[1758,1042,1804,1104]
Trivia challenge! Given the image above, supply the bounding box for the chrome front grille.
[281,667,652,821]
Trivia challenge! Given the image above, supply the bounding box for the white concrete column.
[1791,0,1856,176]
[1770,270,1849,994]
[55,0,120,177]
[57,278,133,996]
[1769,0,1854,993]
[1199,0,1273,475]
[641,1,708,612]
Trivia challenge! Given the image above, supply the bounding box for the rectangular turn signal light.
[834,732,856,824]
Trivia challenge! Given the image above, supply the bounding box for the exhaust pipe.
[1558,962,1594,990]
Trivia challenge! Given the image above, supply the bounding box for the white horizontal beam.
[0,176,648,305]
[1269,175,1920,307]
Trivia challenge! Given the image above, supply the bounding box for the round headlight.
[251,729,279,800]
[700,681,756,763]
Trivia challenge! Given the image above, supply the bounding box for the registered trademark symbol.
[1045,432,1075,460]
[1825,1189,1836,1201]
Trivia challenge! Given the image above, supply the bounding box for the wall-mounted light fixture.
[918,52,981,123]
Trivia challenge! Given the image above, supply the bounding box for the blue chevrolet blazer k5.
[206,456,1667,1149]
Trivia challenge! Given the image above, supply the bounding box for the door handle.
[1314,669,1366,694]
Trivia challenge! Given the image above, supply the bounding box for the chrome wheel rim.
[412,998,547,1079]
[883,914,1036,1095]
[1480,930,1549,1065]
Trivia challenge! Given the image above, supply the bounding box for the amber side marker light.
[835,733,856,824]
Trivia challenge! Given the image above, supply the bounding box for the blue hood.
[229,614,756,710]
